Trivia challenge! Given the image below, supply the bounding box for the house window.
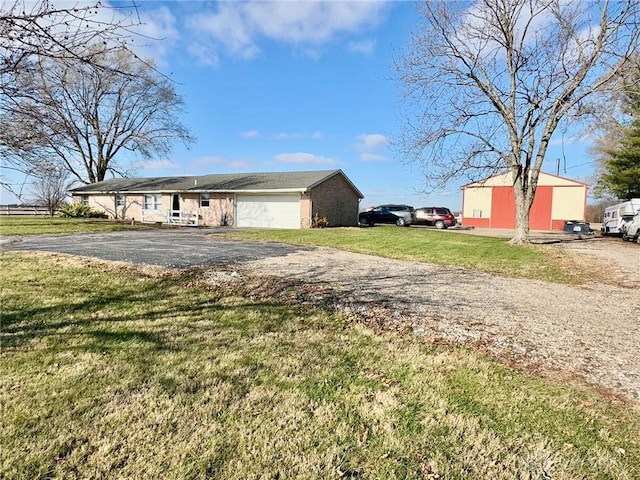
[80,195,89,206]
[116,194,125,207]
[144,194,162,211]
[200,193,210,207]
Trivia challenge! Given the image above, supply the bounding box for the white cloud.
[242,130,260,138]
[357,133,389,150]
[187,4,260,60]
[355,133,390,162]
[275,152,336,165]
[132,6,180,66]
[186,1,389,60]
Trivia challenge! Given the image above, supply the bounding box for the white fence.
[0,205,54,216]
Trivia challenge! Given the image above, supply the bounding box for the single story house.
[69,169,363,229]
[461,171,589,230]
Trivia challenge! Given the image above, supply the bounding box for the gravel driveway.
[5,230,639,403]
[237,238,640,404]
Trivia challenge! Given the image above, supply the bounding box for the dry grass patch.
[1,252,639,479]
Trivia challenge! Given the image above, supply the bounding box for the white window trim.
[200,193,210,208]
[143,194,162,211]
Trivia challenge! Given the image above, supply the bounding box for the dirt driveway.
[236,236,640,404]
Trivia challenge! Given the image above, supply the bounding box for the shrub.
[58,203,108,218]
[312,213,329,228]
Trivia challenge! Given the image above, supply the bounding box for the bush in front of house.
[58,203,108,218]
[312,213,329,228]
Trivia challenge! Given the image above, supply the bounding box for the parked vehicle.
[602,199,640,235]
[563,220,592,235]
[622,214,640,243]
[413,207,457,229]
[358,204,414,227]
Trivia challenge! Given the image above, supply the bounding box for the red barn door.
[490,186,553,230]
[529,186,553,230]
[490,187,516,228]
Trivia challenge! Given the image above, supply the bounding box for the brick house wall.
[180,193,234,226]
[81,194,145,221]
[309,174,360,226]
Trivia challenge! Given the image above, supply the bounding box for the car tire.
[359,217,369,227]
[435,220,445,229]
[396,217,406,227]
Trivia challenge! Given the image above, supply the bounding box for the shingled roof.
[70,169,363,198]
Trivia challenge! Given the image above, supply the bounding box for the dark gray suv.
[359,204,415,227]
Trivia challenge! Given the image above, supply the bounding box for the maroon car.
[413,207,457,229]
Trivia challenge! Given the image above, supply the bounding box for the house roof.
[70,169,364,198]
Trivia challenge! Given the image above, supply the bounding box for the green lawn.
[227,227,587,283]
[0,216,154,236]
[2,252,637,479]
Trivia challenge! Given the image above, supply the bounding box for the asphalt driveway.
[1,229,313,268]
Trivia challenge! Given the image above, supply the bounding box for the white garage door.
[236,194,301,228]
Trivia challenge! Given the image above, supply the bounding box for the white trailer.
[602,198,640,235]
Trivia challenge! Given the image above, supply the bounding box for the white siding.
[462,187,492,218]
[551,186,586,220]
[236,194,301,228]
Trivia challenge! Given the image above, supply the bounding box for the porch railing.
[166,210,199,226]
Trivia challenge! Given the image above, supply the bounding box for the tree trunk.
[510,169,533,244]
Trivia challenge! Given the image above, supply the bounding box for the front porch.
[140,209,200,226]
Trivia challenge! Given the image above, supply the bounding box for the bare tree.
[1,47,194,184]
[1,0,148,194]
[1,0,141,91]
[396,0,639,243]
[31,164,71,216]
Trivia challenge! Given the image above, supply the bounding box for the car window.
[436,208,450,215]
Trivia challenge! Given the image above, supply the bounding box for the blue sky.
[1,1,598,209]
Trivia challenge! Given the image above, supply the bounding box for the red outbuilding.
[461,171,589,230]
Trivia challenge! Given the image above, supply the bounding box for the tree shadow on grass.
[2,284,297,353]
